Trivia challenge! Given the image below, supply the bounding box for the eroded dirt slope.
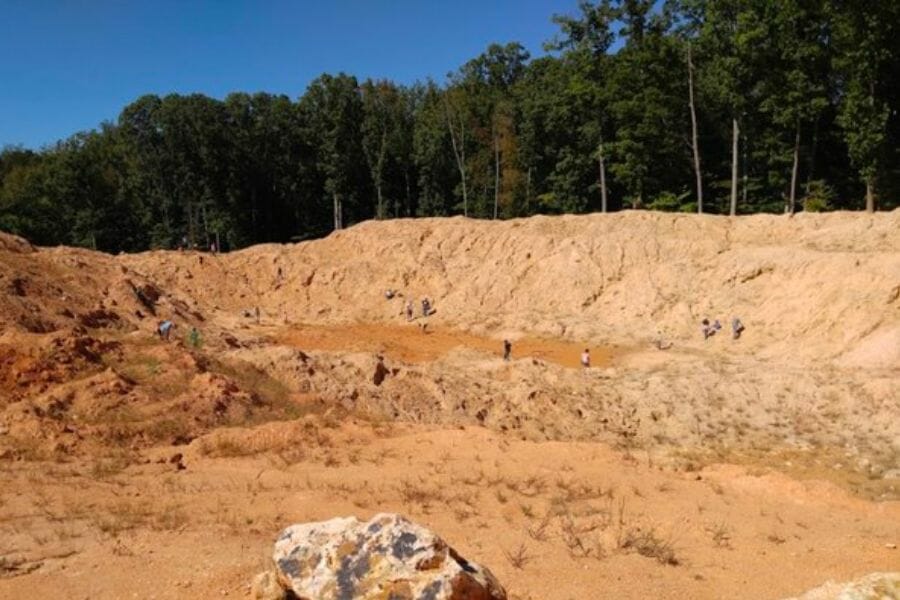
[0,211,898,599]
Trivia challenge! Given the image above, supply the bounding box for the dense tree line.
[2,0,898,252]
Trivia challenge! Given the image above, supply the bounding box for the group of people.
[404,297,432,320]
[385,290,434,322]
[702,317,745,340]
[156,319,202,348]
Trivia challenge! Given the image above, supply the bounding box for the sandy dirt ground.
[2,423,898,599]
[0,211,898,599]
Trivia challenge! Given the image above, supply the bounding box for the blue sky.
[1,0,580,149]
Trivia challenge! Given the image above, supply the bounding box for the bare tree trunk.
[375,183,384,220]
[458,112,468,218]
[805,117,819,196]
[333,192,342,230]
[443,97,468,217]
[688,43,704,214]
[730,118,739,216]
[789,122,800,214]
[493,128,500,220]
[866,83,877,213]
[365,131,387,220]
[866,177,875,212]
[598,138,608,213]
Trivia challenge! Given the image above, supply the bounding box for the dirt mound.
[1,213,897,477]
[121,211,900,365]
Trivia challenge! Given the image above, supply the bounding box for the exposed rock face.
[269,513,506,600]
[785,572,900,600]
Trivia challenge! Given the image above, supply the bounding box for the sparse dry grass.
[708,521,733,549]
[504,542,533,569]
[619,527,679,566]
[204,357,292,409]
[526,515,551,542]
[93,500,154,536]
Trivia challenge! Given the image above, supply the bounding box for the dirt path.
[276,322,623,368]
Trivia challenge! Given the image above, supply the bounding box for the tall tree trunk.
[376,183,384,220]
[333,192,342,230]
[444,98,468,217]
[688,43,704,214]
[789,122,801,215]
[493,129,500,220]
[366,131,387,220]
[866,177,875,212]
[598,138,608,213]
[730,118,739,216]
[805,117,819,196]
[459,112,468,218]
[865,82,877,213]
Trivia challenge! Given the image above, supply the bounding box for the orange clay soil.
[0,423,897,600]
[276,322,620,368]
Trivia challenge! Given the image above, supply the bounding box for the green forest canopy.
[1,0,898,252]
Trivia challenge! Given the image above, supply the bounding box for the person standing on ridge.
[581,348,590,368]
[157,320,175,341]
[503,340,512,361]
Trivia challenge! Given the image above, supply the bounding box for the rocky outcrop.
[785,572,900,600]
[257,513,506,600]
